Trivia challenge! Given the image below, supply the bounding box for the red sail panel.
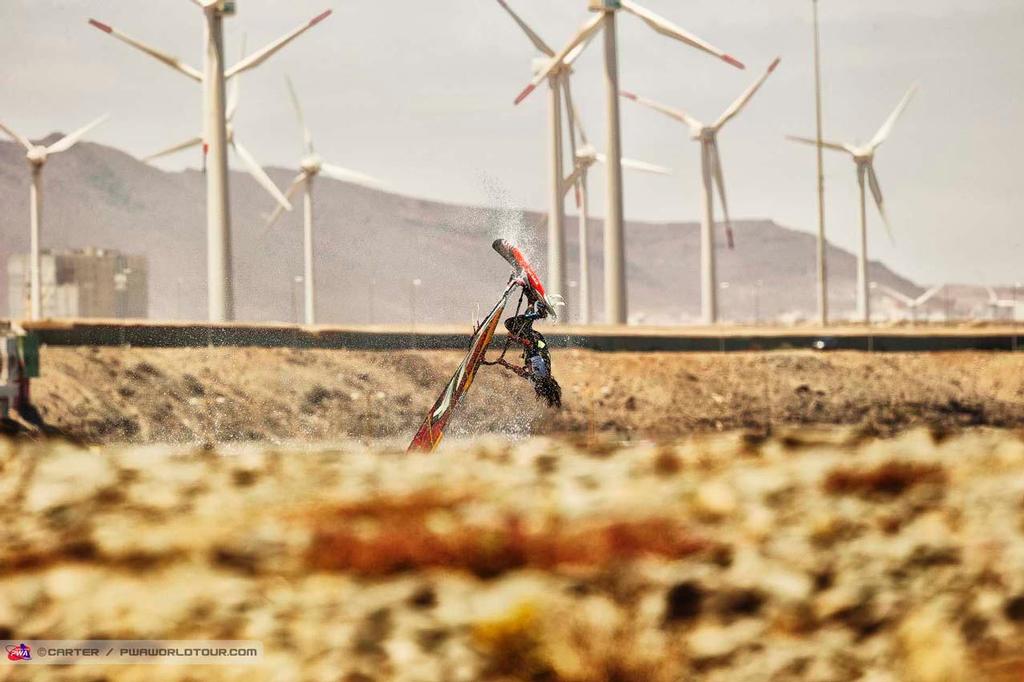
[407,283,514,452]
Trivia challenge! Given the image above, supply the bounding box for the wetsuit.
[503,303,552,381]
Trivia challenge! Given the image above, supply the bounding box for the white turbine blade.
[225,9,333,79]
[495,0,554,56]
[321,163,387,189]
[620,91,701,130]
[620,157,671,175]
[514,12,605,105]
[866,163,893,241]
[88,19,202,82]
[562,77,579,158]
[713,57,781,130]
[143,136,203,163]
[564,42,587,67]
[618,0,744,69]
[869,83,918,150]
[986,286,998,304]
[46,114,109,154]
[915,284,943,307]
[785,135,854,154]
[562,163,584,201]
[286,76,314,154]
[189,0,220,8]
[226,35,248,122]
[231,138,292,210]
[262,172,309,235]
[593,152,670,175]
[0,120,32,151]
[709,140,735,249]
[876,283,912,307]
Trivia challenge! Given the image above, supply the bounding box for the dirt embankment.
[3,429,1024,680]
[15,347,1024,444]
[14,346,1024,444]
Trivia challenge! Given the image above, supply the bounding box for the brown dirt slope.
[21,347,1024,444]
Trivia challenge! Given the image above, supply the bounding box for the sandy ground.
[14,346,1024,444]
[3,429,1024,680]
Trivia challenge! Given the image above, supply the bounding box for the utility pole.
[812,0,828,326]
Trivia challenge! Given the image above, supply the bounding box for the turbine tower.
[622,58,781,325]
[263,77,386,326]
[560,100,670,324]
[89,1,332,322]
[788,85,917,324]
[0,115,108,320]
[514,0,744,324]
[494,0,574,322]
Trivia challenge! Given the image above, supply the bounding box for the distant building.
[7,248,148,319]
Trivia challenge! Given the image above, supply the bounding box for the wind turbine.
[873,282,942,323]
[494,0,573,322]
[622,57,781,325]
[89,2,332,322]
[514,0,744,324]
[560,100,670,324]
[788,84,918,324]
[262,77,385,326]
[0,115,108,320]
[142,39,292,211]
[986,287,1019,321]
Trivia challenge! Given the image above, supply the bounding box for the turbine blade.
[262,172,309,236]
[0,120,32,151]
[142,136,203,163]
[713,57,781,130]
[785,135,853,154]
[562,76,579,159]
[916,284,943,307]
[286,76,314,154]
[189,0,220,8]
[513,12,604,105]
[225,9,333,79]
[866,163,893,241]
[232,138,292,210]
[320,163,386,189]
[878,284,912,307]
[869,83,918,150]
[621,90,702,130]
[618,0,744,69]
[495,0,554,56]
[88,19,202,81]
[562,163,584,200]
[226,34,248,122]
[620,157,672,175]
[709,140,734,249]
[593,152,671,176]
[46,114,109,154]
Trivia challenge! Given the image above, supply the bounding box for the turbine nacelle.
[300,154,323,175]
[26,146,49,166]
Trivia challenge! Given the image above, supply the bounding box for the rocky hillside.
[0,137,924,324]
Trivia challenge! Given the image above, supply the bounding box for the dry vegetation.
[14,346,1024,443]
[3,428,1024,680]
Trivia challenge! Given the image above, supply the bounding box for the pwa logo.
[5,643,31,661]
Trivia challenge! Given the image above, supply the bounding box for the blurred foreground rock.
[3,428,1024,679]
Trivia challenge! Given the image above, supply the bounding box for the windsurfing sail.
[492,239,558,319]
[407,280,517,452]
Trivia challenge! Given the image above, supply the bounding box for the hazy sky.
[2,0,1023,285]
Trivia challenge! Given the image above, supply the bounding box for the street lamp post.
[291,275,303,324]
